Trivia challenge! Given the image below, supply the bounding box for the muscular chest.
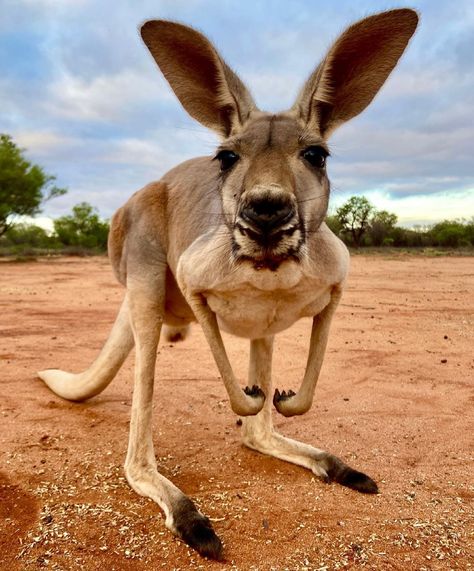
[205,281,331,338]
[175,227,348,339]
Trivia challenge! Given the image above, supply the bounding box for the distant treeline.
[332,217,474,249]
[0,202,109,256]
[326,195,474,249]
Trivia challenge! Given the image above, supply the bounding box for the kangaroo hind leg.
[241,337,378,494]
[125,271,223,560]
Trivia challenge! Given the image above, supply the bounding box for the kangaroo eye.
[215,150,239,171]
[301,146,329,169]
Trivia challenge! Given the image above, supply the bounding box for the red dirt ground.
[1,255,473,570]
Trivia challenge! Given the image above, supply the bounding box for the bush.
[0,223,60,251]
[429,220,474,248]
[53,202,109,250]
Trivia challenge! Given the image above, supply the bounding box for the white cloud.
[18,0,88,5]
[14,130,76,156]
[47,69,173,122]
[245,71,303,111]
[100,136,186,170]
[16,215,55,232]
[381,68,445,99]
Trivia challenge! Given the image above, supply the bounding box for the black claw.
[273,390,280,407]
[243,385,264,398]
[173,497,224,560]
[320,473,331,484]
[326,457,379,494]
[273,388,296,404]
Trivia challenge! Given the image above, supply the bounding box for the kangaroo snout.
[240,198,294,234]
[233,186,303,266]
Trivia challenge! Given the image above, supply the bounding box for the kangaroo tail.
[38,296,134,401]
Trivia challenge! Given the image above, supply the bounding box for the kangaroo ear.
[141,20,256,138]
[293,9,419,138]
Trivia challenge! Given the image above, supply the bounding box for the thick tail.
[38,297,134,401]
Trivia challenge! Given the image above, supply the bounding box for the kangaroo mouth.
[232,221,305,271]
[236,252,302,271]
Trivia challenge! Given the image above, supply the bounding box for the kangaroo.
[38,9,418,560]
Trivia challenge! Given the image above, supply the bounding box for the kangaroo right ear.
[293,9,419,138]
[141,20,256,138]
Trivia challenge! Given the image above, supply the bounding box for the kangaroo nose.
[241,198,294,233]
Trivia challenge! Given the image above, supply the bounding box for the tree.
[54,202,109,249]
[336,196,374,247]
[0,134,67,236]
[369,209,398,246]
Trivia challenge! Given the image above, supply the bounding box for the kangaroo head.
[141,10,418,269]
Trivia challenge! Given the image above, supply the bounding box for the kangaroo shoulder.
[108,182,169,284]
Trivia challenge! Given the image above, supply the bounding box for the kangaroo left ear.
[293,9,419,138]
[141,20,257,138]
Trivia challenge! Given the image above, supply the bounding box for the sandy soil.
[0,255,473,570]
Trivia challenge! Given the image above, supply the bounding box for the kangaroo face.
[216,112,330,269]
[141,12,418,274]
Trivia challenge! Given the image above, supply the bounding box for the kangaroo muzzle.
[240,197,295,235]
[233,186,303,269]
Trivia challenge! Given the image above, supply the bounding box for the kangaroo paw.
[243,384,265,398]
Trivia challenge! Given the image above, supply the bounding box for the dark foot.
[243,384,265,398]
[173,497,224,560]
[326,456,378,494]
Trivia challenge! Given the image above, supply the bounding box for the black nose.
[241,198,294,233]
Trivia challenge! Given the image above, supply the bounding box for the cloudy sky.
[1,0,473,227]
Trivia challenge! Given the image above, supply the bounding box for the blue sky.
[1,0,473,227]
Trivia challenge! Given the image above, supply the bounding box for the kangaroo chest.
[198,260,331,338]
[175,228,346,340]
[205,281,331,338]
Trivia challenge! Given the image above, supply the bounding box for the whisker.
[296,193,329,204]
[193,213,228,217]
[199,241,233,257]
